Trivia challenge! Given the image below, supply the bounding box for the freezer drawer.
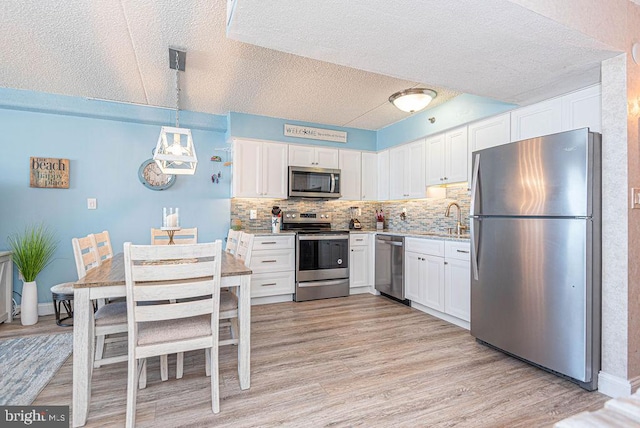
[471,217,599,385]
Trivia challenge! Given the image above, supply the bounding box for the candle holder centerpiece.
[161,207,181,244]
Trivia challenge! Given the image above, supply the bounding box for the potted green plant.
[7,223,58,325]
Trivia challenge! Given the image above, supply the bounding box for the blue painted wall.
[0,88,230,306]
[228,112,377,151]
[377,94,514,149]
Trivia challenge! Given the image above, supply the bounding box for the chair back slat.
[150,228,198,245]
[134,298,214,322]
[91,231,113,262]
[133,279,213,302]
[72,235,101,279]
[225,229,242,255]
[236,232,255,267]
[131,261,216,283]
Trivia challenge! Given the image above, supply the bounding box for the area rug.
[0,333,73,405]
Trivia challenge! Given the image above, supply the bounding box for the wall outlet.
[87,198,97,210]
[249,209,257,219]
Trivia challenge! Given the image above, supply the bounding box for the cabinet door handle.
[261,260,277,263]
[456,250,470,253]
[261,242,277,245]
[260,283,277,287]
[444,261,448,265]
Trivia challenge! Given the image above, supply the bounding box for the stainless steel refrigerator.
[470,128,601,391]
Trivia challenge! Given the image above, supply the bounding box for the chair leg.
[126,357,139,428]
[210,348,220,414]
[176,352,184,379]
[160,355,168,381]
[94,335,106,367]
[205,349,211,377]
[138,359,147,389]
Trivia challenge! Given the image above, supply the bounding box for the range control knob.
[286,214,291,218]
[320,214,325,218]
[292,214,297,218]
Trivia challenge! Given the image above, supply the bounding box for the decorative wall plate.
[138,159,176,191]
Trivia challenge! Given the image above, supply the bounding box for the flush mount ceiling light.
[389,88,437,113]
[153,48,198,175]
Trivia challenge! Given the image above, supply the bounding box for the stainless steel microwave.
[288,166,341,198]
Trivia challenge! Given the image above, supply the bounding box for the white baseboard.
[597,371,640,397]
[251,294,293,306]
[410,301,470,330]
[349,286,374,295]
[15,302,55,318]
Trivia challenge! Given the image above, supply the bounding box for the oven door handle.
[298,235,349,241]
[298,279,349,288]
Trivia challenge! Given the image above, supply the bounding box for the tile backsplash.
[230,186,470,233]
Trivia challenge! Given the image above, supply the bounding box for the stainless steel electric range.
[281,211,350,302]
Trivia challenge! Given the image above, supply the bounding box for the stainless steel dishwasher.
[375,235,404,300]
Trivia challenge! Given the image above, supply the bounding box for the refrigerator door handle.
[471,217,480,281]
[470,153,480,215]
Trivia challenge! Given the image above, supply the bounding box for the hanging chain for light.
[175,50,180,128]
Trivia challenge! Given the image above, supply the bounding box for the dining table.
[72,252,252,427]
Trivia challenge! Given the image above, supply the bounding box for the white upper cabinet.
[425,126,468,186]
[510,85,601,142]
[361,152,378,201]
[377,150,390,201]
[561,85,601,133]
[468,113,511,152]
[390,140,425,199]
[511,97,563,142]
[288,145,339,168]
[233,139,288,198]
[425,133,445,186]
[338,149,362,200]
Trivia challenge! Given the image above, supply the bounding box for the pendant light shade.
[152,48,197,175]
[154,126,197,175]
[389,88,437,113]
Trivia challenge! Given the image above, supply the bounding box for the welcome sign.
[284,124,347,143]
[30,157,70,189]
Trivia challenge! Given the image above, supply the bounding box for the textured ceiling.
[0,0,458,130]
[228,0,622,106]
[0,0,623,131]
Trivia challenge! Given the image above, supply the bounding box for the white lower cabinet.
[349,234,373,292]
[248,234,295,304]
[405,237,470,328]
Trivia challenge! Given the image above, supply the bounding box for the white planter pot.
[21,281,38,326]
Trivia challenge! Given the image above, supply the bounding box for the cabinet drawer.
[445,241,471,261]
[249,249,295,273]
[251,271,295,297]
[253,235,295,250]
[350,234,369,246]
[405,237,444,256]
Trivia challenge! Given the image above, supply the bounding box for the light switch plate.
[87,198,97,210]
[632,188,640,209]
[249,209,257,219]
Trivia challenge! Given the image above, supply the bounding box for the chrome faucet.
[445,202,467,235]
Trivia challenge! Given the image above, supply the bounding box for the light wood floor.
[0,294,608,427]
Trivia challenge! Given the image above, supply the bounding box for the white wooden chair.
[90,230,113,263]
[71,235,128,368]
[50,235,103,327]
[123,241,223,427]
[150,227,198,245]
[225,229,242,255]
[174,234,253,380]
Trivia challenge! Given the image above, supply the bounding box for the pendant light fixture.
[153,48,198,175]
[389,88,437,113]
